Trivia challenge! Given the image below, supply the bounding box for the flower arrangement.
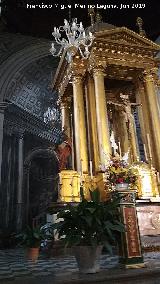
[104,155,138,189]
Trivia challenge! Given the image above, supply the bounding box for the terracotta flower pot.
[26,247,40,262]
[73,245,103,274]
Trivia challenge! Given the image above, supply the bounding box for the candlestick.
[80,159,83,185]
[157,172,160,184]
[89,160,93,180]
[118,141,122,158]
[147,133,152,159]
[70,113,75,170]
[143,143,148,162]
[59,173,62,185]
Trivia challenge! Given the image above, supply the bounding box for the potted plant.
[52,188,124,274]
[17,226,46,262]
[105,156,138,190]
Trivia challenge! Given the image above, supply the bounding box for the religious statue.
[108,93,140,137]
[55,127,72,171]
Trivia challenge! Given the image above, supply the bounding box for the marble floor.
[0,249,160,282]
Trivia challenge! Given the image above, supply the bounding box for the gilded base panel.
[59,170,80,202]
[83,172,109,201]
[132,163,159,199]
[59,170,109,202]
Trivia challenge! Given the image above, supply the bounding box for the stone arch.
[24,147,59,171]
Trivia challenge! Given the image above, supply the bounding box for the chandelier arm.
[50,46,63,57]
[54,38,64,45]
[78,47,85,58]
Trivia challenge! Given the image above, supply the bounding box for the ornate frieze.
[4,104,62,143]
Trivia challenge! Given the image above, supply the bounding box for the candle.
[118,141,122,158]
[80,159,83,175]
[147,133,152,159]
[89,160,93,180]
[80,159,83,185]
[157,172,160,184]
[143,144,148,161]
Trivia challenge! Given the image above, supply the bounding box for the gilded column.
[72,75,88,173]
[143,68,160,170]
[60,100,71,137]
[136,80,155,165]
[93,68,111,165]
[86,76,100,172]
[129,116,140,162]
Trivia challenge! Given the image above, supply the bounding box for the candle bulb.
[64,19,68,25]
[89,160,93,180]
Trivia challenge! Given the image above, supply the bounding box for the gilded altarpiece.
[52,25,160,202]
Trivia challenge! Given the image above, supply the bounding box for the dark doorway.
[24,148,59,227]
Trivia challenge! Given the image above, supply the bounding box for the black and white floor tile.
[0,249,160,281]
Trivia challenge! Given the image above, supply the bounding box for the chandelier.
[44,107,61,125]
[50,18,94,63]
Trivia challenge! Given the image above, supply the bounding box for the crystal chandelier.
[50,18,94,63]
[44,107,61,124]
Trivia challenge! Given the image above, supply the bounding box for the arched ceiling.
[0,33,60,120]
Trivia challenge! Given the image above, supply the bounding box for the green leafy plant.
[17,226,46,248]
[52,188,124,254]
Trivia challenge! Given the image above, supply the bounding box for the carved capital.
[143,67,159,83]
[15,129,25,139]
[72,75,83,85]
[60,97,72,109]
[88,58,106,77]
[70,58,87,82]
[92,67,105,77]
[0,102,11,114]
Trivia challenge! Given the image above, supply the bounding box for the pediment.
[95,27,160,51]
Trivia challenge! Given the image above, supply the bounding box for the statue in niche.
[108,93,140,136]
[55,126,72,171]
